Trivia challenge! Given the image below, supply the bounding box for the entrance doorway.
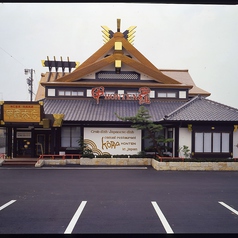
[35,133,51,156]
[16,138,32,158]
[14,129,51,158]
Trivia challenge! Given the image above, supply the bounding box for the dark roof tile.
[166,96,238,121]
[43,98,186,122]
[43,97,238,123]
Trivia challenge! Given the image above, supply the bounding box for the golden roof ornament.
[101,19,136,45]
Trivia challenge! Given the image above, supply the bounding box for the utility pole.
[24,69,34,101]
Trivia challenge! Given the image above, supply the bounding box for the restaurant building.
[1,19,238,159]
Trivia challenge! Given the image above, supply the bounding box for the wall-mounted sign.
[3,104,41,123]
[84,127,141,155]
[16,131,32,138]
[91,86,151,105]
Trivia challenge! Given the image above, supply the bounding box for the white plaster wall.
[233,130,238,158]
[179,128,192,157]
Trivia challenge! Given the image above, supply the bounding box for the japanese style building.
[1,19,238,159]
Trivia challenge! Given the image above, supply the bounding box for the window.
[150,91,155,98]
[126,90,138,95]
[143,129,165,153]
[87,89,92,97]
[65,91,71,96]
[72,91,84,96]
[179,91,186,99]
[222,133,229,152]
[48,89,55,96]
[58,90,84,97]
[58,90,65,96]
[195,132,230,153]
[118,90,124,94]
[213,133,220,152]
[195,133,203,152]
[105,90,116,95]
[72,91,78,96]
[158,92,176,98]
[61,127,81,147]
[204,133,211,152]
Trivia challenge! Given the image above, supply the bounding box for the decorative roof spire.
[117,18,121,32]
[101,19,136,45]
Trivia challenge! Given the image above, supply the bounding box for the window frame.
[193,129,232,158]
[61,126,81,148]
[157,91,177,98]
[57,89,84,97]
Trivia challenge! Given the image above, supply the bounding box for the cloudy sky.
[0,3,238,108]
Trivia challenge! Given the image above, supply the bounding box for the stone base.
[35,159,81,167]
[152,159,238,171]
[34,158,238,171]
[80,157,151,166]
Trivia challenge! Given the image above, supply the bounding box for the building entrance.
[16,138,32,157]
[14,129,51,158]
[35,132,51,156]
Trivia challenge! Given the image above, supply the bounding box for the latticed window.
[96,71,140,81]
[61,127,81,147]
[195,132,230,153]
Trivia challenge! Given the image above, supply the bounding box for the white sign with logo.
[84,127,141,155]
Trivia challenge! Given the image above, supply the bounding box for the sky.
[0,3,238,108]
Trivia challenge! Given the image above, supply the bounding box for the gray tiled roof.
[43,97,238,123]
[165,96,238,121]
[43,98,186,122]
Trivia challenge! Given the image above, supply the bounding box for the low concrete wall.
[80,157,151,166]
[35,159,80,168]
[152,159,238,171]
[35,159,81,167]
[34,158,238,171]
[35,158,151,167]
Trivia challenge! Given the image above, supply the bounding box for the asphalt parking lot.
[0,166,238,234]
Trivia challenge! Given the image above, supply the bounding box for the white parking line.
[0,200,16,211]
[151,201,174,234]
[64,201,87,234]
[219,201,238,215]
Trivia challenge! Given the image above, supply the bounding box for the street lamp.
[24,69,34,101]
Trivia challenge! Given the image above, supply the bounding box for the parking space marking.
[219,201,238,215]
[151,201,174,234]
[64,201,87,234]
[0,200,16,211]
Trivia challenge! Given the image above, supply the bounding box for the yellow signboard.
[3,104,41,123]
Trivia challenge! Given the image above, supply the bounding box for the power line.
[0,46,37,101]
[0,46,26,67]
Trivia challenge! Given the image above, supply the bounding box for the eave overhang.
[41,81,193,89]
[189,92,211,97]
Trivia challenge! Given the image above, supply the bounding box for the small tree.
[115,106,173,156]
[77,137,93,158]
[178,145,190,159]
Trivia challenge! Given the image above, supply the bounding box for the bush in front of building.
[77,137,94,158]
[115,106,173,156]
